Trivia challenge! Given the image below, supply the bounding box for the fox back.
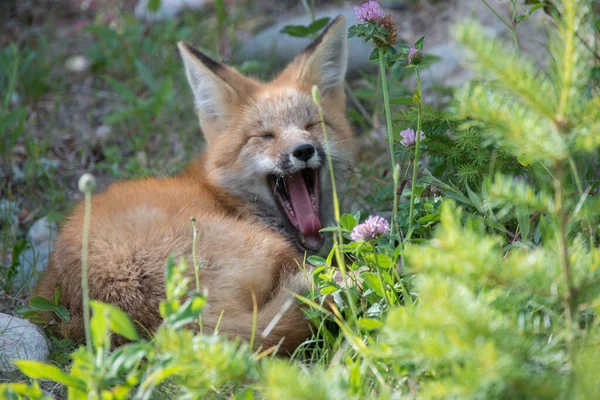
[35,16,353,353]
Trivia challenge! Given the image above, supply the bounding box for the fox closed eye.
[260,132,275,139]
[305,122,320,130]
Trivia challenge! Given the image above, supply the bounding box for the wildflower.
[350,215,390,241]
[353,1,398,46]
[377,14,398,46]
[399,128,426,147]
[354,1,386,23]
[407,47,423,65]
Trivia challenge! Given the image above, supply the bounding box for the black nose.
[292,144,316,162]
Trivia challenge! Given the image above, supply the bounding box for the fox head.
[178,16,353,253]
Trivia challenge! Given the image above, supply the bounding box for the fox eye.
[305,122,320,130]
[260,132,275,139]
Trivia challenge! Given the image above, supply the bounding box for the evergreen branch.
[556,0,577,120]
[455,22,557,121]
[486,173,555,213]
[456,85,567,161]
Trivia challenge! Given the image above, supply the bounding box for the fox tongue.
[284,172,321,235]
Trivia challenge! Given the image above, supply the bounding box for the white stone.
[65,55,90,73]
[16,217,57,290]
[0,313,50,373]
[135,0,210,21]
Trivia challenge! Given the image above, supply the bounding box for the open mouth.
[269,168,324,251]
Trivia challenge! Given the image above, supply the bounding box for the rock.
[235,7,377,76]
[420,43,472,90]
[65,55,90,73]
[16,217,57,290]
[135,0,211,21]
[93,124,112,148]
[237,1,549,87]
[0,313,50,373]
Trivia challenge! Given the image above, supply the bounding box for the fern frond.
[455,22,557,121]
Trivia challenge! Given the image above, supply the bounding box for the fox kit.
[36,16,352,353]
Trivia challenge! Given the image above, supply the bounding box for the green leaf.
[340,214,357,231]
[147,0,161,12]
[134,60,156,90]
[417,214,440,224]
[308,17,330,34]
[516,206,531,242]
[517,154,532,166]
[54,306,71,322]
[14,361,86,391]
[413,36,425,50]
[358,317,384,330]
[307,255,328,267]
[319,226,343,233]
[320,286,339,295]
[52,285,61,306]
[280,25,310,37]
[365,253,394,269]
[104,76,137,104]
[369,48,379,61]
[390,96,415,105]
[360,272,385,297]
[163,294,206,329]
[29,296,57,311]
[91,301,140,341]
[90,305,108,349]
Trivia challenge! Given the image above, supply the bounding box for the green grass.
[2,0,600,399]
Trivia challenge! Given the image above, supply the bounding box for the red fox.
[35,16,353,354]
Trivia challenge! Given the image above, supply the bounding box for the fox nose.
[292,144,316,162]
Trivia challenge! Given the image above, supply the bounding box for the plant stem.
[378,47,398,240]
[312,86,358,326]
[481,0,520,54]
[568,158,595,248]
[81,189,93,353]
[510,0,521,55]
[408,67,423,233]
[554,160,575,358]
[191,217,203,332]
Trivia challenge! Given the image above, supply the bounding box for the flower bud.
[407,47,423,65]
[78,173,96,193]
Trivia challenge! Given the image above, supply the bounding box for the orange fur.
[36,16,353,354]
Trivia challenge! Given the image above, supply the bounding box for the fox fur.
[35,16,353,354]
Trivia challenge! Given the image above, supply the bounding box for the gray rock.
[135,0,210,21]
[235,7,377,76]
[16,217,57,290]
[0,313,50,373]
[237,1,549,89]
[420,43,472,90]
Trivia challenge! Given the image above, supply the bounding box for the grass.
[2,0,600,398]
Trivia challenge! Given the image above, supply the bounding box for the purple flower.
[354,1,386,23]
[407,47,423,65]
[399,128,426,147]
[350,215,390,241]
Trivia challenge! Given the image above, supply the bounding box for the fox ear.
[293,15,348,93]
[177,42,254,137]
